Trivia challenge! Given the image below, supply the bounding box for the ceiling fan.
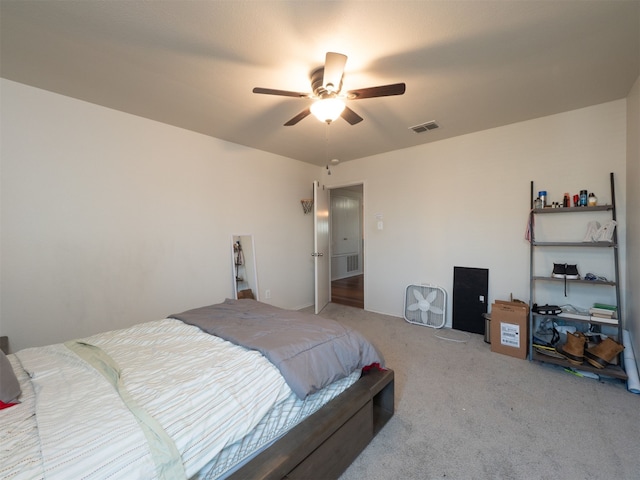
[252,52,406,126]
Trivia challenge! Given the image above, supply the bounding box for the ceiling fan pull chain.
[325,124,332,174]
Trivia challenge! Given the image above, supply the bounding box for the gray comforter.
[170,299,384,399]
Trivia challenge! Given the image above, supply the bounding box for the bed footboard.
[227,368,394,480]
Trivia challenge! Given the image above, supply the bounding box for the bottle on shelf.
[534,197,542,209]
[538,190,547,207]
[579,189,588,206]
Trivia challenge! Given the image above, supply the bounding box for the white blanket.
[1,319,292,479]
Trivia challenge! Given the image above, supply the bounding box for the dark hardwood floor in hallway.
[331,274,364,309]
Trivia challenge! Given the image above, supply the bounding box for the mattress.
[195,370,360,479]
[0,318,359,479]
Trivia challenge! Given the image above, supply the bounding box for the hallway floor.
[331,274,364,309]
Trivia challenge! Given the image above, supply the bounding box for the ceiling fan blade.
[347,83,406,99]
[253,87,309,98]
[323,52,347,93]
[341,106,363,125]
[284,108,311,126]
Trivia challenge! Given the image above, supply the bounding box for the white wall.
[0,79,319,352]
[626,75,640,370]
[327,101,628,326]
[0,79,632,352]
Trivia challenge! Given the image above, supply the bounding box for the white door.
[313,180,330,313]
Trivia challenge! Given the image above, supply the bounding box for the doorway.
[329,184,364,309]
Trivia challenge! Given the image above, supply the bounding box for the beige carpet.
[308,303,640,480]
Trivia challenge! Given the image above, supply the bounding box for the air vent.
[347,255,359,272]
[409,121,440,133]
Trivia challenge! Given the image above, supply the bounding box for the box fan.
[404,284,447,328]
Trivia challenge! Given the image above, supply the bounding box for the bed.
[0,299,394,480]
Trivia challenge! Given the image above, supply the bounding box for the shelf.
[531,312,618,327]
[531,276,616,286]
[531,350,627,380]
[531,241,616,247]
[529,174,623,376]
[533,205,612,214]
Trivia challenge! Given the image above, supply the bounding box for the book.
[589,316,619,325]
[592,303,617,311]
[589,307,616,315]
[589,308,616,318]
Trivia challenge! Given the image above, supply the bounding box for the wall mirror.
[232,234,259,300]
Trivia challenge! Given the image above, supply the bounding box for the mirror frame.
[231,234,259,300]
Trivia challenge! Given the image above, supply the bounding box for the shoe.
[552,263,566,278]
[565,264,580,280]
[585,273,608,282]
[584,332,603,350]
[555,331,586,366]
[584,337,624,369]
[583,221,600,242]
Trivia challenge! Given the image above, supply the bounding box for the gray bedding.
[170,299,384,399]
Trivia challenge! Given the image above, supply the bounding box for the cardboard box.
[490,300,530,359]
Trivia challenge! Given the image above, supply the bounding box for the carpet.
[306,303,640,480]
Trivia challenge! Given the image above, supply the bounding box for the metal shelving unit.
[528,172,626,380]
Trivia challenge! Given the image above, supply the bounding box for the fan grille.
[404,284,447,328]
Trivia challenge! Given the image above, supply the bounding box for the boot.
[555,331,586,366]
[584,332,603,349]
[584,337,624,369]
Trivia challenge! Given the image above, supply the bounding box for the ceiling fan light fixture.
[310,97,345,123]
[252,52,405,126]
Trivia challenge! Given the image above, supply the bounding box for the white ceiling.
[1,1,638,166]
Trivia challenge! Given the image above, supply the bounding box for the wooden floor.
[331,274,364,309]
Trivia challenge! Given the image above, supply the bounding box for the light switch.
[377,221,384,230]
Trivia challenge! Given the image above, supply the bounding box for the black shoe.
[565,264,580,280]
[552,263,566,278]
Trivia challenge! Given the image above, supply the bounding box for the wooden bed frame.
[228,368,394,480]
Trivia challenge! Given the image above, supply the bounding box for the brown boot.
[555,332,586,366]
[584,337,624,369]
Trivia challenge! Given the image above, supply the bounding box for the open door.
[313,180,330,313]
